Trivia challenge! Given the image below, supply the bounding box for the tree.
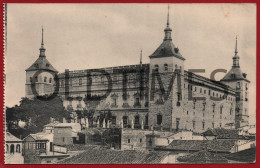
[83,95,101,127]
[6,95,70,138]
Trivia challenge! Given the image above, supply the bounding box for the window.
[128,139,131,143]
[49,78,52,83]
[212,103,215,112]
[35,76,38,82]
[111,116,116,125]
[195,87,197,92]
[164,64,168,71]
[79,78,82,85]
[204,90,206,94]
[220,105,223,114]
[212,122,214,128]
[176,118,180,130]
[140,138,142,143]
[213,92,215,96]
[187,111,189,115]
[177,92,181,102]
[208,90,211,95]
[123,116,128,125]
[200,88,202,93]
[202,122,205,130]
[230,108,232,115]
[145,115,148,125]
[203,102,206,111]
[16,144,20,153]
[134,115,140,125]
[154,64,159,72]
[193,121,195,129]
[63,138,65,142]
[157,114,162,125]
[61,80,65,87]
[44,76,47,82]
[220,123,222,128]
[30,77,33,83]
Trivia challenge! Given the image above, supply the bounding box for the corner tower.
[148,6,185,130]
[25,28,58,98]
[220,37,250,128]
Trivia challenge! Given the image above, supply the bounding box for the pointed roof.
[26,28,58,72]
[149,5,185,60]
[221,66,248,82]
[26,56,58,72]
[221,37,249,82]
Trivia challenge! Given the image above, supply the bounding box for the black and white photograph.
[4,3,256,164]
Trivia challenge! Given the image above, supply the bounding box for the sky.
[5,3,256,124]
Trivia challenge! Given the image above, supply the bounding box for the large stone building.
[25,9,250,133]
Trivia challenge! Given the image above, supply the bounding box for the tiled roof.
[58,148,169,164]
[149,39,185,60]
[26,56,58,72]
[202,128,240,139]
[5,132,22,142]
[177,150,227,163]
[164,139,236,153]
[29,133,49,141]
[221,67,249,82]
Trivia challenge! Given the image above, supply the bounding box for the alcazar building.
[25,9,250,133]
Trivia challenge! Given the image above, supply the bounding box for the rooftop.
[58,147,169,164]
[5,132,22,142]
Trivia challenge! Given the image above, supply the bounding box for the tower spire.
[235,35,238,55]
[232,36,240,67]
[41,26,44,48]
[39,26,46,57]
[164,5,172,41]
[167,4,170,27]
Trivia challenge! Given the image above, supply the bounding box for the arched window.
[10,144,14,154]
[49,78,52,83]
[154,64,159,72]
[44,76,47,82]
[164,64,168,71]
[134,115,140,125]
[157,114,162,125]
[16,144,20,153]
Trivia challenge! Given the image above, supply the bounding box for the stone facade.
[25,11,249,133]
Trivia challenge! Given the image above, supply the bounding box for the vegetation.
[6,96,70,139]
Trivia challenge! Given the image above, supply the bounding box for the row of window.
[154,64,182,72]
[30,76,52,83]
[184,84,235,101]
[5,144,21,153]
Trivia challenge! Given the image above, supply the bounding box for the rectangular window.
[176,118,180,130]
[128,139,130,143]
[111,116,116,125]
[202,122,205,130]
[63,138,65,142]
[140,138,142,143]
[200,88,202,93]
[208,90,211,95]
[193,121,195,129]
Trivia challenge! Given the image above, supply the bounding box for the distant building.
[5,132,24,164]
[53,126,73,146]
[25,7,250,132]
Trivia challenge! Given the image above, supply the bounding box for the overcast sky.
[5,3,256,124]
